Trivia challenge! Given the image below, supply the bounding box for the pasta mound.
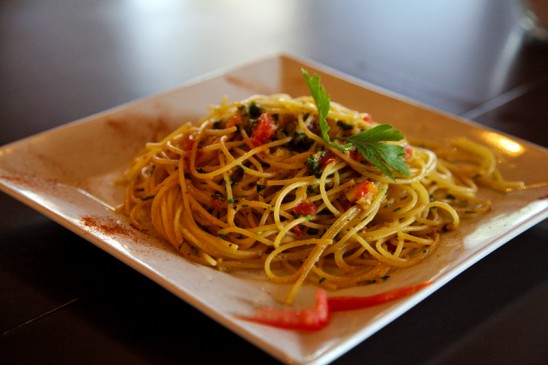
[119,94,520,303]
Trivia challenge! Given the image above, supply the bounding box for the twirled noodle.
[119,94,521,304]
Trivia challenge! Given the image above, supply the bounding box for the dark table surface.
[1,1,547,364]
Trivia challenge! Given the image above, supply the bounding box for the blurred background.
[2,0,547,145]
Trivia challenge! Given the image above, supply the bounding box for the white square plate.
[1,53,547,365]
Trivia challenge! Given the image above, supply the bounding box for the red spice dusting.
[81,216,132,237]
[0,173,61,193]
[0,174,34,186]
[106,116,171,144]
[80,216,167,255]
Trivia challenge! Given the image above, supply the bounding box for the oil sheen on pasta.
[119,94,522,304]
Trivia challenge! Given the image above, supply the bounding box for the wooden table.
[1,1,547,364]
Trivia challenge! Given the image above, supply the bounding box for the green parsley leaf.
[301,69,352,152]
[301,69,409,180]
[343,125,410,179]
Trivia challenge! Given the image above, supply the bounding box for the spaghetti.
[119,91,522,304]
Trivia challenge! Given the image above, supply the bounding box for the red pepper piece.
[345,180,376,204]
[352,181,374,201]
[327,281,433,312]
[211,197,224,211]
[239,288,329,331]
[292,224,303,236]
[320,152,337,167]
[185,135,203,160]
[293,200,318,217]
[404,145,413,160]
[250,113,277,146]
[227,115,241,128]
[349,149,362,162]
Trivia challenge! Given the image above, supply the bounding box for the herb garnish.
[304,155,322,178]
[301,69,409,180]
[343,125,409,179]
[301,69,352,152]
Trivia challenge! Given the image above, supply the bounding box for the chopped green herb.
[249,101,262,118]
[305,155,322,178]
[288,131,314,152]
[337,120,353,130]
[308,228,320,236]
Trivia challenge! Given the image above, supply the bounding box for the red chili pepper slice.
[237,282,433,331]
[238,288,329,331]
[327,281,433,312]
